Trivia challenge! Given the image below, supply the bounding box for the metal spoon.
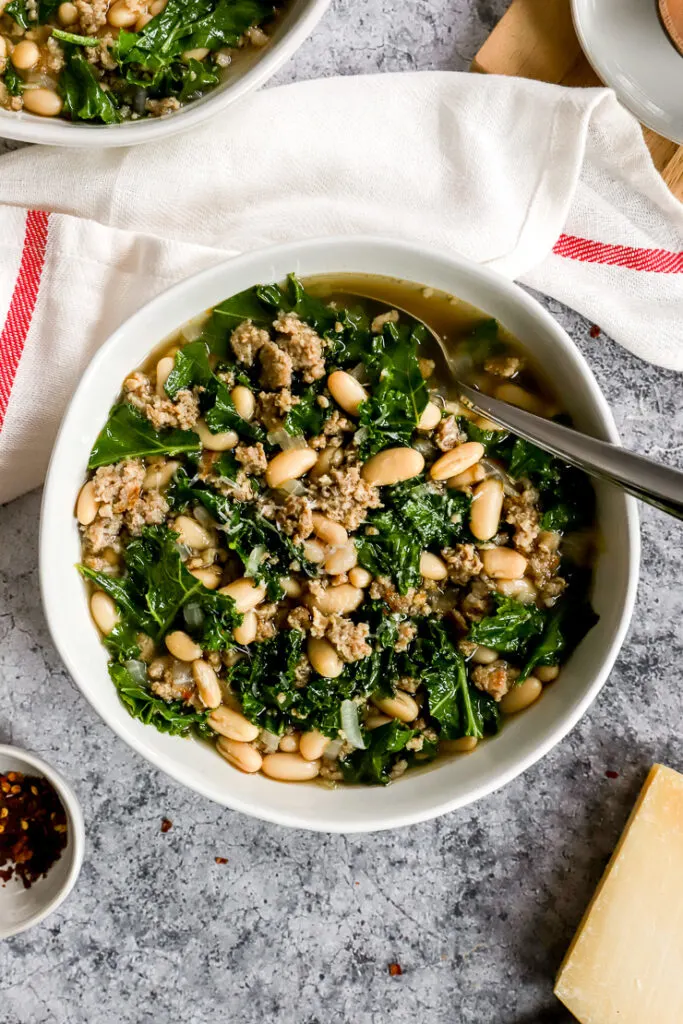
[447,375,683,521]
[348,290,683,521]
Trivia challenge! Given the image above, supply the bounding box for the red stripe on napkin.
[0,210,50,429]
[553,233,683,273]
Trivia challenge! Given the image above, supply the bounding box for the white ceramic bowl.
[0,0,330,147]
[0,745,85,938]
[40,237,640,833]
[573,0,683,144]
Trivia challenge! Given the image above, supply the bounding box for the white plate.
[572,0,683,143]
[0,746,85,939]
[40,237,640,833]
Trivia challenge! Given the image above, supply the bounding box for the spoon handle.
[456,381,683,521]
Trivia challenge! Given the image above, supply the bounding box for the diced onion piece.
[180,312,210,342]
[174,541,193,561]
[183,601,204,629]
[266,429,308,450]
[341,700,366,750]
[259,729,280,753]
[480,458,519,497]
[171,659,193,684]
[279,479,306,496]
[244,544,266,577]
[323,738,344,760]
[124,659,148,685]
[348,362,369,383]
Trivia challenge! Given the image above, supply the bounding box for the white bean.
[144,459,180,491]
[440,736,478,753]
[299,729,329,761]
[417,401,441,431]
[447,464,487,489]
[311,513,347,547]
[324,540,358,576]
[365,713,391,730]
[327,370,368,416]
[57,1,78,23]
[307,637,343,678]
[535,665,560,683]
[494,383,545,416]
[107,0,137,26]
[230,385,255,421]
[419,551,448,581]
[348,566,372,589]
[471,645,498,665]
[233,610,257,645]
[279,733,300,752]
[182,46,210,61]
[302,539,326,564]
[500,677,543,714]
[192,659,222,708]
[372,691,419,723]
[155,356,174,397]
[481,547,528,579]
[430,442,484,481]
[470,478,504,541]
[495,577,537,604]
[189,566,222,590]
[218,578,267,613]
[307,584,363,616]
[76,480,99,525]
[474,414,505,432]
[107,0,137,25]
[166,630,202,662]
[90,591,119,635]
[265,447,317,488]
[174,515,212,550]
[361,447,425,486]
[216,737,262,773]
[23,88,64,118]
[195,418,238,452]
[261,752,321,781]
[281,577,302,598]
[209,705,259,742]
[11,40,39,70]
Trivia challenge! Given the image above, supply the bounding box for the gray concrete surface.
[2,1,683,1021]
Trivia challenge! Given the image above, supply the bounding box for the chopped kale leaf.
[87,403,200,468]
[340,721,416,785]
[59,47,122,124]
[109,663,212,737]
[356,320,429,458]
[466,595,546,657]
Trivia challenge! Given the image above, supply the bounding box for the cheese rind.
[555,764,683,1024]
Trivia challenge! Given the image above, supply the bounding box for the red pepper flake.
[215,856,228,864]
[160,818,173,833]
[589,325,601,338]
[605,770,619,779]
[388,963,402,977]
[0,771,68,889]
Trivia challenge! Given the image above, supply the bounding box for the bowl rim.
[0,0,331,148]
[0,744,85,938]
[39,235,640,832]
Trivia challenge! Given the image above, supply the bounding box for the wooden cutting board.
[472,0,683,202]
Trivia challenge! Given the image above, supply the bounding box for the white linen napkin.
[0,71,681,505]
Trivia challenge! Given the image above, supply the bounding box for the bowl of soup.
[0,0,331,146]
[40,237,639,831]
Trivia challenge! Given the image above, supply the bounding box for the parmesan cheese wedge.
[555,764,683,1024]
